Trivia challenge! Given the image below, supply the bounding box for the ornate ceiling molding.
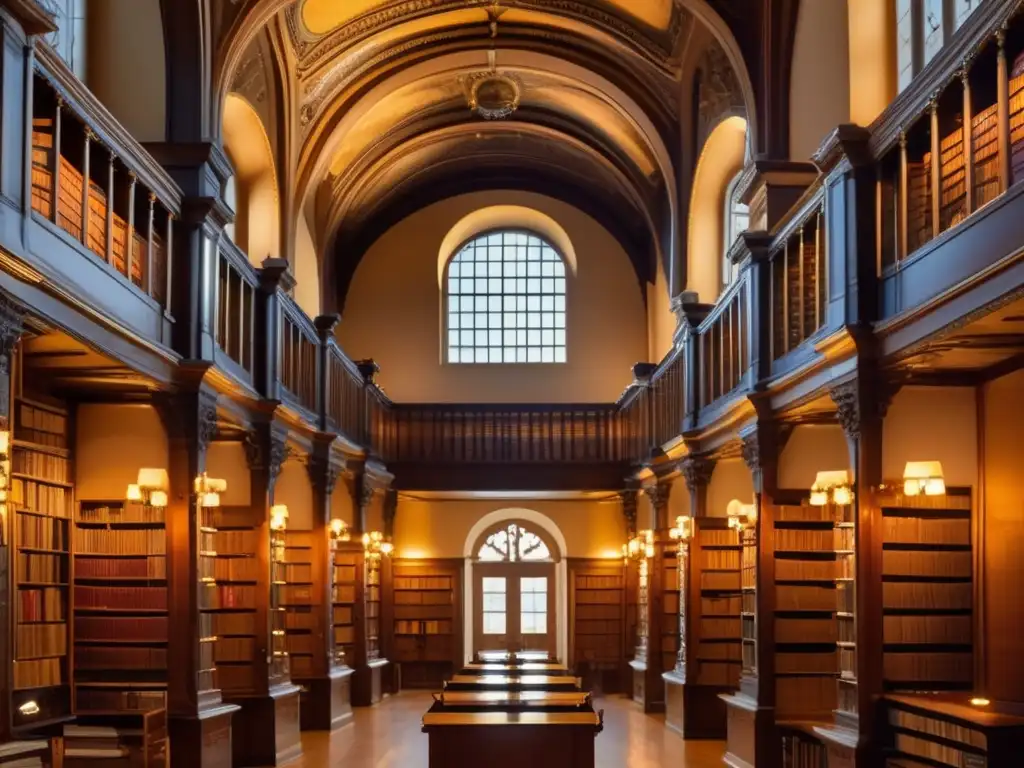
[695,38,745,147]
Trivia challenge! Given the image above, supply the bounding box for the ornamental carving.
[244,426,291,487]
[620,488,638,534]
[0,293,25,426]
[465,71,522,120]
[830,379,899,440]
[696,40,745,147]
[741,432,760,474]
[231,38,268,104]
[680,455,715,492]
[307,455,342,496]
[643,481,671,513]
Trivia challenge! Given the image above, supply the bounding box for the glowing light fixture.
[330,518,351,541]
[128,467,169,508]
[903,461,946,497]
[269,504,289,532]
[363,530,392,559]
[727,499,757,530]
[810,470,853,507]
[624,530,654,562]
[195,474,227,508]
[18,700,39,716]
[969,697,991,707]
[669,516,694,541]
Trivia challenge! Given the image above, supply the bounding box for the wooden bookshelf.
[879,489,973,694]
[835,501,857,722]
[773,502,839,723]
[204,506,259,696]
[939,121,966,231]
[1009,54,1024,186]
[391,559,462,690]
[695,521,742,690]
[62,709,168,767]
[281,532,315,681]
[332,543,359,668]
[569,560,624,694]
[661,543,680,675]
[72,501,168,715]
[883,694,1024,768]
[906,154,933,254]
[972,102,1000,209]
[10,395,74,733]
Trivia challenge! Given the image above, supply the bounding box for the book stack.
[282,531,316,679]
[972,103,1000,208]
[695,522,742,688]
[393,561,460,689]
[332,547,359,665]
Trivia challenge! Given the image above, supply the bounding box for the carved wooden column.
[632,479,671,713]
[157,386,240,768]
[721,420,786,768]
[298,436,354,731]
[828,375,894,768]
[665,455,721,738]
[228,419,301,767]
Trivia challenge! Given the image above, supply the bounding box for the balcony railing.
[215,238,258,383]
[278,291,319,417]
[698,271,752,409]
[30,45,178,332]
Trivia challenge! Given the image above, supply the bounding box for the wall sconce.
[17,700,39,716]
[669,516,694,541]
[269,504,289,532]
[127,468,169,508]
[362,530,393,558]
[727,499,757,530]
[330,518,351,542]
[903,461,946,497]
[623,530,654,563]
[809,470,853,506]
[195,474,227,508]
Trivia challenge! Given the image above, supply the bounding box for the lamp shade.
[903,461,945,496]
[812,470,850,490]
[270,504,289,520]
[137,468,169,491]
[0,430,10,455]
[126,484,143,502]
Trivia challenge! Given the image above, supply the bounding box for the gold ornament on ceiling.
[464,1,520,120]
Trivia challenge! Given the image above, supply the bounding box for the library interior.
[0,1,1022,767]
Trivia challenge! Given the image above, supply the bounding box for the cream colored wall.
[206,442,252,507]
[293,211,321,318]
[338,191,647,403]
[331,481,355,527]
[981,369,1024,701]
[780,425,850,489]
[76,405,168,499]
[647,258,676,364]
[708,458,755,518]
[393,498,625,561]
[883,387,978,487]
[275,461,314,530]
[686,117,746,303]
[789,0,851,159]
[847,0,897,125]
[86,0,166,143]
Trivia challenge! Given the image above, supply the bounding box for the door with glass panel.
[472,522,556,657]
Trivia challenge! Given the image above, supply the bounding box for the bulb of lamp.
[362,532,370,546]
[381,541,394,555]
[970,697,990,707]
[330,519,345,537]
[832,486,852,505]
[149,490,168,508]
[903,478,921,496]
[126,484,142,502]
[18,700,39,716]
[201,491,220,508]
[627,539,639,555]
[645,544,654,558]
[924,477,946,496]
[0,430,9,456]
[809,489,827,506]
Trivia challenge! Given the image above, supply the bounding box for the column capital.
[155,385,219,457]
[680,454,716,492]
[643,479,672,516]
[829,376,900,442]
[243,421,291,489]
[620,485,638,535]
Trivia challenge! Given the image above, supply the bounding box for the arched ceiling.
[218,0,756,313]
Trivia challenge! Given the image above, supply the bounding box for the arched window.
[476,522,552,562]
[445,230,567,364]
[723,171,749,288]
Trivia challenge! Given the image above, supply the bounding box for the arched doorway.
[463,510,567,661]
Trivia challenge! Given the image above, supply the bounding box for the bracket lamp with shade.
[126,467,169,509]
[363,530,393,558]
[669,516,694,542]
[727,499,757,531]
[330,518,351,542]
[809,470,853,507]
[269,504,289,532]
[903,461,946,497]
[622,529,654,563]
[194,473,227,508]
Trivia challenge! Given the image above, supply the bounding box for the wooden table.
[443,674,582,692]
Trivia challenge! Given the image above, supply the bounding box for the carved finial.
[148,191,158,205]
[898,130,907,149]
[741,432,760,473]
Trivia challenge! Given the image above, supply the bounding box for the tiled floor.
[291,692,726,767]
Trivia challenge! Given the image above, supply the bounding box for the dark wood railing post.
[929,98,941,238]
[105,151,115,264]
[899,131,909,261]
[165,210,174,317]
[125,170,137,278]
[80,127,92,247]
[256,257,290,401]
[146,192,156,296]
[997,27,1010,193]
[51,97,62,225]
[314,314,341,431]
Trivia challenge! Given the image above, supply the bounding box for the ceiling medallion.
[467,71,521,120]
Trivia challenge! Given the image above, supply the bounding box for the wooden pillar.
[146,192,156,295]
[156,387,240,768]
[104,152,115,264]
[929,100,941,237]
[829,374,896,767]
[299,438,354,732]
[962,65,974,215]
[80,128,92,246]
[898,132,909,261]
[230,419,301,767]
[997,28,1010,193]
[125,171,137,279]
[164,210,174,316]
[51,98,62,225]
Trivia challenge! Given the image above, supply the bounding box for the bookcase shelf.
[10,395,74,733]
[694,521,742,689]
[281,532,315,680]
[879,489,973,694]
[570,560,624,694]
[332,544,359,667]
[392,560,461,689]
[365,553,382,664]
[72,501,168,715]
[661,545,679,674]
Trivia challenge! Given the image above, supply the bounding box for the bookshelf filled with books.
[740,525,757,680]
[835,500,857,721]
[661,544,680,675]
[281,532,315,680]
[204,506,260,696]
[332,543,359,668]
[10,395,74,732]
[72,501,167,715]
[880,488,973,694]
[694,520,742,691]
[569,560,625,694]
[391,560,461,690]
[773,502,841,723]
[62,708,167,767]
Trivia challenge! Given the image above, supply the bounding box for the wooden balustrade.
[767,194,826,362]
[279,292,320,416]
[31,45,177,318]
[697,271,752,406]
[649,349,685,449]
[215,238,259,381]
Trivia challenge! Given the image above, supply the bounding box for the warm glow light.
[269,504,289,531]
[381,541,394,555]
[833,486,853,506]
[811,470,852,506]
[0,430,10,456]
[126,484,142,502]
[18,700,39,716]
[137,468,169,491]
[149,490,168,509]
[726,499,756,528]
[903,461,946,497]
[362,532,370,546]
[970,697,991,707]
[201,492,220,508]
[670,515,694,541]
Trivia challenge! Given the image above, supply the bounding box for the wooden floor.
[289,692,726,767]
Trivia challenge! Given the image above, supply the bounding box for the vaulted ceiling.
[222,0,757,313]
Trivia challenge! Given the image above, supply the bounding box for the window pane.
[483,593,506,611]
[483,613,506,635]
[483,577,506,592]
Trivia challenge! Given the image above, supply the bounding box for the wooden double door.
[473,562,555,657]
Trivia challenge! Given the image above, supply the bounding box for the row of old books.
[210,529,257,554]
[17,514,68,549]
[17,402,67,439]
[278,562,312,583]
[16,623,67,657]
[211,556,258,581]
[76,556,166,579]
[395,620,452,635]
[78,503,164,524]
[74,616,167,642]
[395,590,452,605]
[12,450,69,482]
[12,480,70,517]
[201,585,256,610]
[76,585,167,610]
[18,588,65,622]
[394,575,452,590]
[776,526,852,551]
[73,527,165,555]
[13,657,62,689]
[781,731,827,768]
[16,553,66,583]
